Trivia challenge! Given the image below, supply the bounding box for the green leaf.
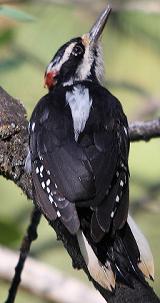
[0,5,35,22]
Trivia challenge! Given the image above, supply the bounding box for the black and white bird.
[26,6,154,291]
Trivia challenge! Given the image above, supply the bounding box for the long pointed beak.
[88,5,111,44]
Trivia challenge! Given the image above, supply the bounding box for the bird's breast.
[66,84,92,141]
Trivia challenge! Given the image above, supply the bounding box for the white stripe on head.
[47,42,76,73]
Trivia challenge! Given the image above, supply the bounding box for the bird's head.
[44,6,111,90]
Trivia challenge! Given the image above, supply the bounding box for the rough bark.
[0,86,160,303]
[0,87,32,199]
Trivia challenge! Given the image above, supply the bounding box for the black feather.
[29,80,144,288]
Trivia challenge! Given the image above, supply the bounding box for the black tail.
[111,223,146,287]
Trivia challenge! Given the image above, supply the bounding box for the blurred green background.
[0,0,160,302]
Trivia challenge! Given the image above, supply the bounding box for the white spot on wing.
[121,162,124,168]
[47,187,50,193]
[49,195,53,203]
[124,126,128,136]
[116,195,119,202]
[58,196,65,202]
[57,210,61,217]
[40,165,44,173]
[46,179,50,186]
[116,171,119,177]
[36,167,39,174]
[66,85,92,141]
[41,182,45,189]
[111,211,114,218]
[120,180,124,187]
[32,122,35,131]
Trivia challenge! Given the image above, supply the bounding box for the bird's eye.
[72,44,84,57]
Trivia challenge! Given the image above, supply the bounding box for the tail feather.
[77,215,154,291]
[127,215,154,280]
[114,263,134,288]
[77,230,115,291]
[111,226,145,286]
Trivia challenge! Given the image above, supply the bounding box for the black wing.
[29,85,129,240]
[29,92,82,234]
[29,89,96,234]
[78,84,130,242]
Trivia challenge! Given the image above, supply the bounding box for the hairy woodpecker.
[26,6,154,291]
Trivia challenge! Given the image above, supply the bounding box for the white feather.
[127,214,154,280]
[63,78,74,87]
[66,85,92,141]
[77,230,115,291]
[95,44,105,84]
[48,42,76,73]
[76,45,93,81]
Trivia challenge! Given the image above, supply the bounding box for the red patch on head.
[44,70,58,90]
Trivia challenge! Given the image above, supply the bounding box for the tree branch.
[0,245,104,303]
[129,119,160,142]
[5,208,41,303]
[0,86,160,303]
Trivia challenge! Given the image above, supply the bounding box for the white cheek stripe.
[76,45,93,81]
